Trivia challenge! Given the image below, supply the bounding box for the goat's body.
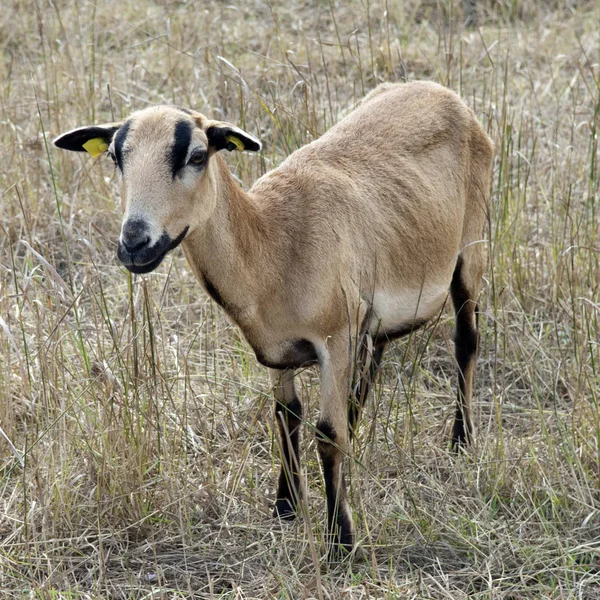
[183,82,489,372]
[55,80,493,557]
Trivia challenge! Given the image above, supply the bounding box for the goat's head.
[54,107,261,274]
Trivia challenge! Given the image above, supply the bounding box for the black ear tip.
[53,131,84,152]
[53,134,86,152]
[249,139,262,152]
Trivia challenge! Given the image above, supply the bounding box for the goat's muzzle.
[117,224,189,274]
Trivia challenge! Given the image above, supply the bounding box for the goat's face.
[54,107,261,274]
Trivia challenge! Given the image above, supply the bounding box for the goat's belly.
[368,284,449,337]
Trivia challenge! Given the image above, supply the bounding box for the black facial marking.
[114,121,131,171]
[170,120,193,178]
[117,225,189,274]
[169,225,189,251]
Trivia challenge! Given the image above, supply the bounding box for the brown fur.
[54,81,494,555]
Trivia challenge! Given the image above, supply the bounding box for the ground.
[0,0,599,598]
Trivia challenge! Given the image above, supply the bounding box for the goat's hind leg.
[348,339,385,439]
[450,119,492,449]
[270,368,303,519]
[449,252,483,449]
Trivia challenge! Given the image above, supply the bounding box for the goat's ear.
[53,123,122,157]
[205,121,261,153]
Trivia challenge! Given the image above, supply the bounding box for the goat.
[54,81,493,556]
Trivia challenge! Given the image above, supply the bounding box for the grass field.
[1,0,599,597]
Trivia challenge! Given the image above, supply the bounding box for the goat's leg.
[348,340,385,439]
[450,254,483,448]
[450,122,490,449]
[315,331,356,556]
[270,368,302,519]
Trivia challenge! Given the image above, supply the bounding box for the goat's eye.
[188,150,207,167]
[107,150,117,165]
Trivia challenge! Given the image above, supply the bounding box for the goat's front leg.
[315,332,355,556]
[270,368,302,520]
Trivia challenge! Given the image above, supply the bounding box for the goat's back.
[250,81,492,325]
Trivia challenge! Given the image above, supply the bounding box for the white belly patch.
[368,284,449,334]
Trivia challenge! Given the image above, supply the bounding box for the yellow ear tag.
[82,137,109,157]
[225,135,245,151]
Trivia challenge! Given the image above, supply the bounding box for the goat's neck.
[182,156,267,312]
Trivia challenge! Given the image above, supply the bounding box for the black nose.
[121,219,151,252]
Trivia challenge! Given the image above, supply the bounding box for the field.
[1,0,599,598]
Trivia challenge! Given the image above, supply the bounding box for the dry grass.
[1,0,599,597]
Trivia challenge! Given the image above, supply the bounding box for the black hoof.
[325,524,354,561]
[451,420,472,452]
[273,498,298,521]
[327,539,354,562]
